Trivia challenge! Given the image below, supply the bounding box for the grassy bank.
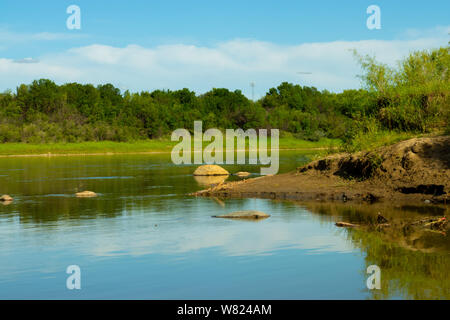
[0,137,342,156]
[342,130,420,152]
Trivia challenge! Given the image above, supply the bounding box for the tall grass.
[0,137,342,156]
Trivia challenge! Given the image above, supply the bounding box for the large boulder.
[193,165,229,176]
[212,210,270,219]
[76,191,97,198]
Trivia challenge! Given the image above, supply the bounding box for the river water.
[0,152,448,299]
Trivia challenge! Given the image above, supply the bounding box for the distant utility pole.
[250,82,255,101]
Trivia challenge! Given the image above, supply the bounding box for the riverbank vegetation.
[0,137,341,156]
[0,45,448,154]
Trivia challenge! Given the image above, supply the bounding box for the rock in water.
[193,165,229,176]
[194,175,228,187]
[235,172,251,177]
[76,191,97,198]
[0,195,13,202]
[212,210,270,219]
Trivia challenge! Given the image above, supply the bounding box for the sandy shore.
[192,136,450,205]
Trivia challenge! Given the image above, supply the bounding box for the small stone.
[0,195,13,202]
[424,199,431,204]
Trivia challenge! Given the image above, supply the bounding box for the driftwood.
[212,210,270,219]
[336,216,447,232]
[75,191,97,198]
[335,222,360,228]
[423,218,447,230]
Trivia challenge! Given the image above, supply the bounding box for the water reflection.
[302,202,450,300]
[193,175,228,187]
[0,152,315,224]
[0,152,448,299]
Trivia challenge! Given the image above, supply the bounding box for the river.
[0,151,448,299]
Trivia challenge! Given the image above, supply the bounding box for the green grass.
[271,137,341,149]
[342,130,421,153]
[0,137,342,156]
[0,140,174,155]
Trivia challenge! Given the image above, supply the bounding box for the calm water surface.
[0,151,448,299]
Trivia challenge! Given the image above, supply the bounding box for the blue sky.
[1,0,449,97]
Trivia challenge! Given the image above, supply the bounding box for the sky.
[0,0,449,98]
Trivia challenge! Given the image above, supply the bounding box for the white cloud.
[0,29,87,43]
[12,57,40,64]
[401,25,450,40]
[0,58,84,86]
[0,27,448,96]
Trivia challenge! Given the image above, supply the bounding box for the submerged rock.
[75,191,97,198]
[0,195,13,202]
[193,165,229,176]
[212,210,270,219]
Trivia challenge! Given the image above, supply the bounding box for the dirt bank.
[192,136,450,204]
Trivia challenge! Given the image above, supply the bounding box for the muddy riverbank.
[192,136,450,205]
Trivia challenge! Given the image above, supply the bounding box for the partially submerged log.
[212,210,270,219]
[75,191,97,198]
[335,222,360,228]
[336,216,446,232]
[235,172,251,177]
[423,217,447,231]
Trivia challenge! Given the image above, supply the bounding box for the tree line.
[0,46,448,145]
